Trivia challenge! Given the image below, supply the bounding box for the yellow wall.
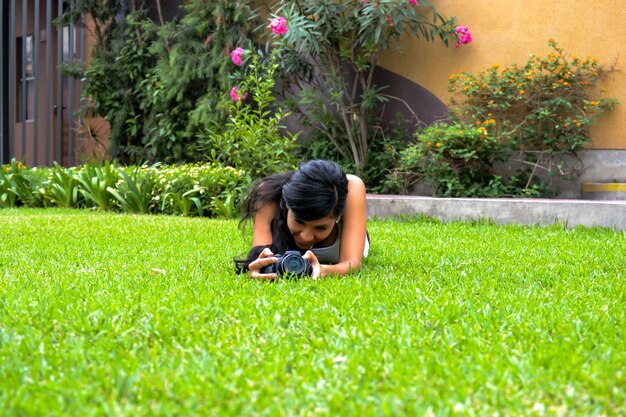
[380,0,626,149]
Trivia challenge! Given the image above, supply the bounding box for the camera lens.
[281,254,307,275]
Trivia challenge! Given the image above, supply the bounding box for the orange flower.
[435,142,441,148]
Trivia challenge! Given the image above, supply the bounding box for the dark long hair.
[234,160,348,272]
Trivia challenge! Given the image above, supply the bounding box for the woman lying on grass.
[235,160,369,280]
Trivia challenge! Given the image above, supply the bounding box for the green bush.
[198,52,299,180]
[0,161,250,218]
[19,168,48,207]
[268,0,467,179]
[391,122,543,197]
[72,2,260,164]
[448,40,618,187]
[107,166,156,214]
[391,40,619,197]
[0,159,48,208]
[152,164,250,218]
[42,162,82,208]
[1,159,29,208]
[81,12,159,164]
[75,161,120,210]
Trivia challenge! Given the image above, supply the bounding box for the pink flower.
[230,86,248,102]
[269,16,288,36]
[408,0,417,5]
[231,47,244,66]
[454,25,472,48]
[230,86,241,102]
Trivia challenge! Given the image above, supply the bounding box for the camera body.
[260,250,312,277]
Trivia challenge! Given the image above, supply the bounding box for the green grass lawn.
[0,209,624,416]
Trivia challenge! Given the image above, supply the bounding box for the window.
[17,34,35,122]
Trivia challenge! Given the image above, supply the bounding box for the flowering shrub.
[199,50,298,180]
[265,0,470,181]
[229,86,247,102]
[448,40,618,188]
[388,122,540,196]
[389,40,619,197]
[73,0,260,164]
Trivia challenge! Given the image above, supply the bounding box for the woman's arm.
[317,174,367,277]
[252,201,277,246]
[246,202,280,280]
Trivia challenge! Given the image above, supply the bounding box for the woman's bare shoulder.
[255,200,279,220]
[347,174,366,194]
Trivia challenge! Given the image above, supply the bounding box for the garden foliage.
[64,2,618,198]
[391,41,618,196]
[266,0,465,181]
[66,0,469,189]
[76,0,260,164]
[387,122,541,197]
[0,159,249,218]
[198,52,299,180]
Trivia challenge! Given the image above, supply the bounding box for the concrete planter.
[367,194,626,230]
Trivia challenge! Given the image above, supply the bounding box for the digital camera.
[260,250,312,277]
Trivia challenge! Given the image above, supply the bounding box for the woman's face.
[287,209,337,250]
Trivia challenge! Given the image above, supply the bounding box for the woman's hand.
[248,247,278,280]
[303,250,323,279]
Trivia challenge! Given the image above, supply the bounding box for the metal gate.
[1,0,86,167]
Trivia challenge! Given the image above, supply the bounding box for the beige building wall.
[380,0,626,150]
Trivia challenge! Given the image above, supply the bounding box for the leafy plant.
[267,0,468,177]
[304,114,412,193]
[75,161,120,210]
[162,188,205,217]
[42,162,81,208]
[448,40,619,188]
[152,163,250,218]
[199,51,299,180]
[107,167,156,214]
[391,121,542,197]
[0,159,31,208]
[142,0,261,163]
[70,1,260,164]
[80,12,159,164]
